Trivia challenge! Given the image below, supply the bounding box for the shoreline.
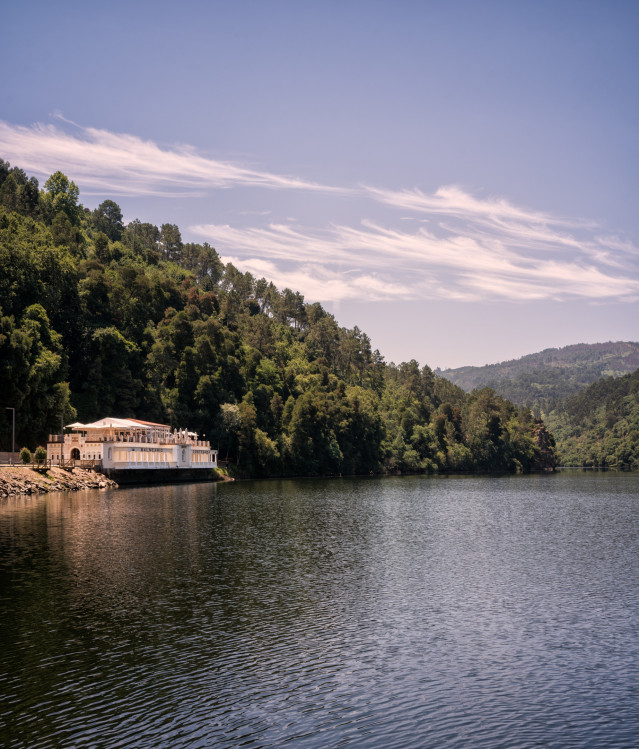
[0,466,233,497]
[5,464,627,498]
[0,466,118,497]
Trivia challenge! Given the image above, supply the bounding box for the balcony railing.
[48,434,212,447]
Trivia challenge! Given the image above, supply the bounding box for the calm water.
[1,471,638,748]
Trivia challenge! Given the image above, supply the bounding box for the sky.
[1,0,638,368]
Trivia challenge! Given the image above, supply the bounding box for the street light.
[5,407,15,465]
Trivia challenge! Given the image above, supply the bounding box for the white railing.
[49,433,212,447]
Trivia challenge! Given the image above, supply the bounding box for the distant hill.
[545,368,639,468]
[437,342,639,412]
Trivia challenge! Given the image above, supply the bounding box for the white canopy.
[66,418,170,431]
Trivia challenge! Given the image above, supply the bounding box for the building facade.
[47,417,217,471]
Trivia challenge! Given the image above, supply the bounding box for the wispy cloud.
[367,184,596,251]
[0,119,348,196]
[366,185,564,224]
[1,119,637,305]
[193,216,639,304]
[220,255,411,303]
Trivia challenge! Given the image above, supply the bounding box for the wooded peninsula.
[2,160,634,476]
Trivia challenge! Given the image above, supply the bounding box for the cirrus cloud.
[1,118,637,305]
[0,119,349,196]
[193,218,639,304]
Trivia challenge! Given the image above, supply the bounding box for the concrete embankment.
[0,466,118,497]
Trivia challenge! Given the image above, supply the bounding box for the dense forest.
[439,342,639,413]
[544,369,639,468]
[0,160,555,476]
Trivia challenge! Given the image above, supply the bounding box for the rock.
[0,466,118,497]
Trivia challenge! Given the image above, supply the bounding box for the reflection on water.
[1,472,638,748]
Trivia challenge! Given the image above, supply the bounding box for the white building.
[47,417,217,471]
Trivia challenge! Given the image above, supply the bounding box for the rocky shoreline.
[0,466,118,497]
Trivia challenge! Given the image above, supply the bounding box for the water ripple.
[1,473,639,747]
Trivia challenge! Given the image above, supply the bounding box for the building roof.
[128,418,172,429]
[66,418,171,431]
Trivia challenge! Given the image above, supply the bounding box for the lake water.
[1,471,638,748]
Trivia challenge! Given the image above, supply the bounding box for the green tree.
[43,171,80,225]
[125,220,160,262]
[0,304,75,447]
[160,223,183,263]
[93,200,123,241]
[72,327,142,420]
[0,164,39,217]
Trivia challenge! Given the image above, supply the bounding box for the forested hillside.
[0,160,555,476]
[436,332,639,469]
[439,342,639,412]
[545,369,639,468]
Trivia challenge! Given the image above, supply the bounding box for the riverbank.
[0,466,118,497]
[0,465,234,497]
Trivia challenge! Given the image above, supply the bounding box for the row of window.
[47,447,216,464]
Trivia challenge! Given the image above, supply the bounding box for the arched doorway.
[71,448,80,460]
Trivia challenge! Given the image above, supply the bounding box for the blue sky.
[2,0,638,368]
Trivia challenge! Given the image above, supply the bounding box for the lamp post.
[5,407,15,465]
